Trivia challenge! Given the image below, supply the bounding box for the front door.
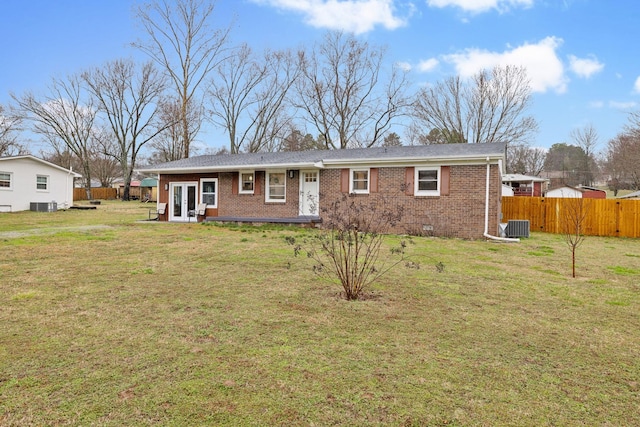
[299,171,319,216]
[169,182,197,222]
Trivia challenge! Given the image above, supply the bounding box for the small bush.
[288,193,409,300]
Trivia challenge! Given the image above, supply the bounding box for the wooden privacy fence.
[502,197,640,238]
[73,188,117,201]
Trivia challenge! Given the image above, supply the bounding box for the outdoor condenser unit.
[30,202,57,212]
[505,220,530,238]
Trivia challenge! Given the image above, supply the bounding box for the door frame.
[299,170,320,216]
[169,181,198,222]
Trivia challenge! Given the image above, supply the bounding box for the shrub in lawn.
[287,192,409,300]
[559,197,589,278]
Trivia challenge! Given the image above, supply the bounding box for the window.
[0,172,11,189]
[350,168,369,194]
[415,167,440,196]
[266,171,286,202]
[36,175,49,191]
[200,178,218,208]
[239,171,254,194]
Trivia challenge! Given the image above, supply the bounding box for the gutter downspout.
[484,157,520,242]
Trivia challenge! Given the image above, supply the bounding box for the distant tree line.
[0,0,638,198]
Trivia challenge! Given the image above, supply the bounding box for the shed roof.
[618,190,640,199]
[502,173,548,183]
[139,142,507,174]
[140,178,158,187]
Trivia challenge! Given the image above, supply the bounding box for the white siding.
[546,187,583,198]
[0,157,77,212]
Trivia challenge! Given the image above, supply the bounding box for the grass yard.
[1,201,639,426]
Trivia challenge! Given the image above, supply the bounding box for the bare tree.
[412,65,538,146]
[293,31,409,149]
[0,104,26,156]
[148,97,201,162]
[83,59,168,200]
[12,75,98,199]
[570,123,599,186]
[134,0,232,158]
[209,45,299,153]
[604,131,640,191]
[559,197,589,278]
[507,142,546,175]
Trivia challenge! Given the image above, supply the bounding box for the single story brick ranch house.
[139,142,507,239]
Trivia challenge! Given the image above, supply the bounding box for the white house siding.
[546,187,583,198]
[0,156,79,212]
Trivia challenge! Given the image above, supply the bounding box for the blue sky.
[1,0,639,154]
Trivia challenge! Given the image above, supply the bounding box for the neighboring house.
[0,155,81,212]
[502,184,514,197]
[546,186,583,198]
[502,174,548,196]
[139,143,507,239]
[545,185,606,199]
[577,186,607,199]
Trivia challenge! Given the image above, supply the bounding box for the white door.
[169,182,197,222]
[299,171,319,216]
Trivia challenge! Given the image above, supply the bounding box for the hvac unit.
[506,220,530,238]
[30,202,57,212]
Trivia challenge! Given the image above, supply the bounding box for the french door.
[169,182,197,222]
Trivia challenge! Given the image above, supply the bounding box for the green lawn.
[1,201,639,426]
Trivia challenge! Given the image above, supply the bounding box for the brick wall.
[160,164,502,238]
[319,165,501,239]
[217,171,301,218]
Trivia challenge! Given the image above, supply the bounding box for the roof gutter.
[323,153,505,168]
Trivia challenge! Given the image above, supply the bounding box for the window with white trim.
[200,178,218,208]
[350,168,369,194]
[239,171,254,194]
[36,175,49,191]
[0,172,11,189]
[415,167,440,196]
[266,171,286,202]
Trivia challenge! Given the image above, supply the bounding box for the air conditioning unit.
[506,220,530,238]
[30,202,57,212]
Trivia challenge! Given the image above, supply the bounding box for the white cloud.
[609,101,637,110]
[427,0,534,13]
[588,100,604,109]
[634,76,640,93]
[396,61,413,72]
[417,58,439,72]
[251,0,411,34]
[443,36,568,93]
[568,55,604,79]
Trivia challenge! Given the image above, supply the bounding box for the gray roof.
[502,173,549,183]
[139,142,506,173]
[618,190,640,199]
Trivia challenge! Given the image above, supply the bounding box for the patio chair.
[149,202,166,220]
